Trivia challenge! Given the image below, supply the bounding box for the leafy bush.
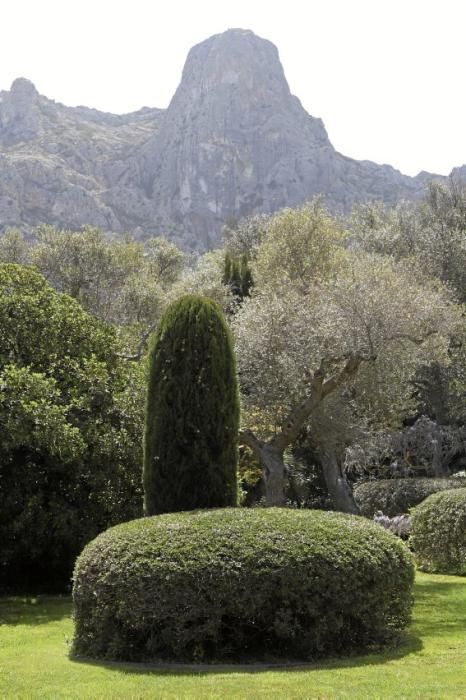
[410,488,466,575]
[72,508,414,663]
[143,294,239,515]
[354,478,466,518]
[0,264,144,590]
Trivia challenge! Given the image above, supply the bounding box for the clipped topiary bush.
[72,508,414,663]
[410,488,466,575]
[354,477,466,518]
[143,294,239,515]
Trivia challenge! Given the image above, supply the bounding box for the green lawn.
[0,572,465,699]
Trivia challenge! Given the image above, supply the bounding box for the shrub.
[143,294,239,515]
[72,508,414,663]
[410,488,466,575]
[0,264,144,590]
[354,477,466,518]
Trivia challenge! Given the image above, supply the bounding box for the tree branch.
[239,429,265,458]
[386,330,438,346]
[320,351,375,397]
[271,352,376,452]
[117,322,158,361]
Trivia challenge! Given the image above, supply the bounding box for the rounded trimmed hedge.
[72,509,414,663]
[354,478,466,518]
[410,488,466,575]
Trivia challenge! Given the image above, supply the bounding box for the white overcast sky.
[1,0,465,176]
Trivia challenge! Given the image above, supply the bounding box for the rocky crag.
[0,29,462,249]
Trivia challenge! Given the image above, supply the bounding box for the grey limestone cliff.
[0,29,461,249]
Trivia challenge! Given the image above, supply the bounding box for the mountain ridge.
[0,29,463,249]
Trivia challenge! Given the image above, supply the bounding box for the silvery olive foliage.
[252,199,345,290]
[0,226,186,344]
[350,180,466,302]
[222,213,270,261]
[168,249,233,313]
[234,251,460,444]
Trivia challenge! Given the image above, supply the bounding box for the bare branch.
[117,322,158,361]
[272,352,376,452]
[239,429,265,457]
[385,330,438,346]
[320,351,375,398]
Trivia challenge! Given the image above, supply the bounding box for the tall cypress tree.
[222,252,233,286]
[143,295,239,515]
[240,254,254,298]
[230,259,242,297]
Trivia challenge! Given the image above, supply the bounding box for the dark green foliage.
[354,477,466,518]
[72,508,414,663]
[222,251,233,286]
[222,252,253,300]
[239,254,253,297]
[410,488,466,575]
[143,295,239,515]
[230,259,242,296]
[0,264,144,590]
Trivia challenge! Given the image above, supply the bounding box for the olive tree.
[234,254,460,510]
[1,226,185,324]
[349,180,466,473]
[350,179,466,302]
[253,199,345,290]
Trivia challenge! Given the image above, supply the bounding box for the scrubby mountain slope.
[0,77,162,234]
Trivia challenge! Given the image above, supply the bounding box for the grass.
[0,572,465,699]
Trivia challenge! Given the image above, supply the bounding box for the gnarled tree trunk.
[432,440,451,477]
[320,448,360,514]
[260,444,287,506]
[240,353,374,508]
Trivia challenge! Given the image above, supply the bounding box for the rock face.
[0,29,462,249]
[0,78,163,236]
[144,30,333,248]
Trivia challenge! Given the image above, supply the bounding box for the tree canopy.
[233,202,462,507]
[0,264,145,589]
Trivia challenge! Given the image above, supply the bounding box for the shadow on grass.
[0,596,71,626]
[5,575,464,677]
[68,574,466,676]
[69,630,424,677]
[74,576,466,676]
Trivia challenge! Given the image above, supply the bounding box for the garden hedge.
[354,477,466,518]
[72,508,414,663]
[410,488,466,575]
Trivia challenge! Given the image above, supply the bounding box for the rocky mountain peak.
[0,77,42,145]
[9,77,39,101]
[146,29,332,248]
[0,30,461,250]
[178,28,290,103]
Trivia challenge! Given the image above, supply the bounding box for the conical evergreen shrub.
[223,252,254,300]
[143,294,239,514]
